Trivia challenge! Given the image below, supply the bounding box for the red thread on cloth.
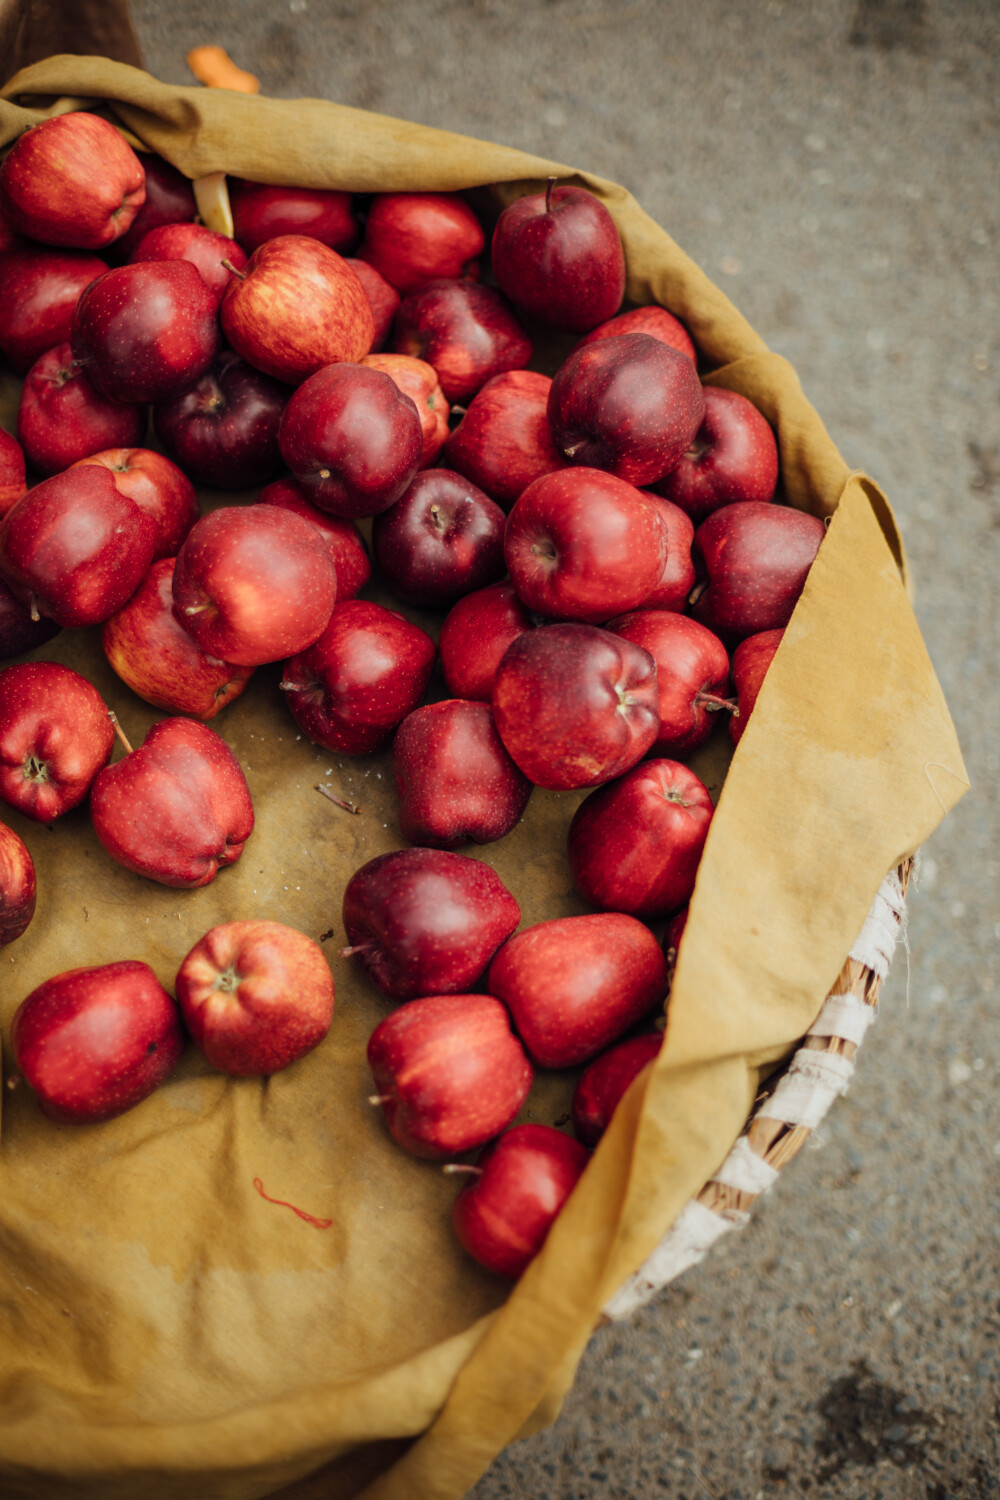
[252,1177,333,1229]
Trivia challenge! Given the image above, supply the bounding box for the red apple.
[579,304,697,365]
[17,342,146,476]
[373,469,506,608]
[367,994,532,1158]
[277,362,422,518]
[568,759,714,917]
[634,493,696,613]
[0,819,36,944]
[393,699,531,848]
[360,352,449,466]
[607,610,733,756]
[652,386,779,522]
[153,352,287,490]
[487,913,668,1068]
[113,153,197,260]
[229,179,358,255]
[491,181,625,333]
[0,248,108,373]
[729,628,785,746]
[505,467,666,622]
[71,261,221,403]
[440,369,567,510]
[492,623,659,791]
[439,582,536,703]
[172,505,338,666]
[548,332,705,486]
[0,112,145,250]
[691,502,825,642]
[358,192,484,296]
[175,920,335,1075]
[0,466,158,628]
[0,429,27,514]
[572,1032,663,1147]
[451,1123,590,1279]
[70,447,199,562]
[0,660,114,821]
[342,847,520,1001]
[130,221,248,305]
[90,716,254,888]
[391,279,533,403]
[220,236,374,384]
[0,206,23,254]
[0,578,60,660]
[10,960,184,1124]
[102,559,254,720]
[280,600,435,754]
[256,479,371,599]
[345,258,400,351]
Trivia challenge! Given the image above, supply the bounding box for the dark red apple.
[0,429,26,514]
[451,1123,590,1279]
[393,699,531,848]
[0,112,145,250]
[71,261,221,404]
[391,280,533,403]
[153,352,287,490]
[220,236,374,385]
[0,248,108,373]
[439,582,536,703]
[90,716,254,888]
[176,920,335,1075]
[10,960,184,1124]
[360,352,449,466]
[341,847,520,1001]
[0,818,36,945]
[256,479,371,599]
[102,559,254,720]
[113,153,197,260]
[345,258,400,351]
[70,447,199,562]
[729,628,785,746]
[548,332,705,486]
[568,759,714,917]
[277,362,422,518]
[579,304,697,365]
[367,994,532,1158]
[130,221,248,305]
[572,1032,663,1147]
[0,660,114,821]
[607,610,733,756]
[358,192,484,296]
[487,913,668,1068]
[17,342,146,476]
[652,386,779,522]
[505,467,666,622]
[0,206,23,254]
[373,469,506,608]
[0,578,60,660]
[440,369,567,510]
[280,600,435,754]
[635,493,696,613]
[492,623,659,791]
[230,179,358,255]
[691,502,825,642]
[491,181,625,333]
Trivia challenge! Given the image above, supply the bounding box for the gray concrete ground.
[130,1,1000,1495]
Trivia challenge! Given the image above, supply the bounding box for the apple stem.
[5,1073,20,1091]
[221,259,247,280]
[694,691,739,714]
[27,594,39,622]
[545,176,557,213]
[339,943,372,958]
[108,712,133,755]
[688,581,707,607]
[442,1163,483,1177]
[184,603,210,615]
[562,441,587,459]
[368,1093,392,1106]
[315,783,360,816]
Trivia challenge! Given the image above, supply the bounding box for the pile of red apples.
[0,110,826,1281]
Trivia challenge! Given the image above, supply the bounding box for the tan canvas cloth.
[0,58,967,1500]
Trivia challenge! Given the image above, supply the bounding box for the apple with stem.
[153,351,287,491]
[0,579,60,660]
[0,660,114,821]
[17,342,146,477]
[607,610,734,756]
[70,447,200,562]
[491,180,626,333]
[652,386,779,522]
[360,352,449,466]
[373,469,507,608]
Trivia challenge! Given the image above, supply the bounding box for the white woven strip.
[848,868,906,977]
[603,1199,746,1319]
[754,1048,856,1131]
[709,1132,779,1196]
[807,991,875,1047]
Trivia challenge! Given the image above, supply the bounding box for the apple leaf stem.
[315,783,360,815]
[694,691,738,714]
[442,1162,483,1177]
[108,712,133,756]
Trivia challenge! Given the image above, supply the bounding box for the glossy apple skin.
[373,469,506,608]
[491,183,625,334]
[487,913,668,1069]
[451,1123,590,1280]
[176,920,334,1076]
[580,304,697,364]
[391,280,533,404]
[278,362,422,518]
[608,610,732,756]
[691,502,826,642]
[368,994,532,1159]
[72,261,221,404]
[280,600,435,754]
[360,352,449,466]
[0,660,113,821]
[393,699,531,848]
[0,113,145,251]
[153,351,287,491]
[256,479,370,599]
[230,179,358,255]
[102,559,254,720]
[439,583,536,703]
[70,447,199,562]
[549,333,705,487]
[342,847,520,1001]
[91,717,254,888]
[345,259,400,351]
[440,369,566,511]
[0,467,158,628]
[729,628,785,746]
[505,467,667,622]
[652,387,779,522]
[130,221,248,305]
[492,623,659,791]
[17,342,146,476]
[358,192,484,296]
[0,248,108,373]
[0,818,36,944]
[0,429,27,514]
[113,153,197,260]
[221,236,375,385]
[635,493,696,613]
[172,505,338,667]
[10,961,184,1125]
[568,759,714,918]
[572,1033,663,1147]
[0,578,60,660]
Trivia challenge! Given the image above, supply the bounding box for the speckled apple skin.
[0,819,36,944]
[730,629,785,746]
[0,113,145,250]
[691,501,825,642]
[11,960,184,1125]
[361,353,450,467]
[572,1032,664,1147]
[634,493,696,614]
[0,660,114,822]
[130,222,247,305]
[71,447,200,563]
[607,610,731,756]
[256,480,371,600]
[345,259,400,351]
[393,700,531,848]
[391,280,532,404]
[0,249,109,374]
[438,582,535,703]
[0,429,26,515]
[441,370,567,510]
[17,342,146,476]
[373,469,506,609]
[652,386,779,522]
[579,304,697,366]
[357,192,484,296]
[230,180,358,256]
[491,184,626,334]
